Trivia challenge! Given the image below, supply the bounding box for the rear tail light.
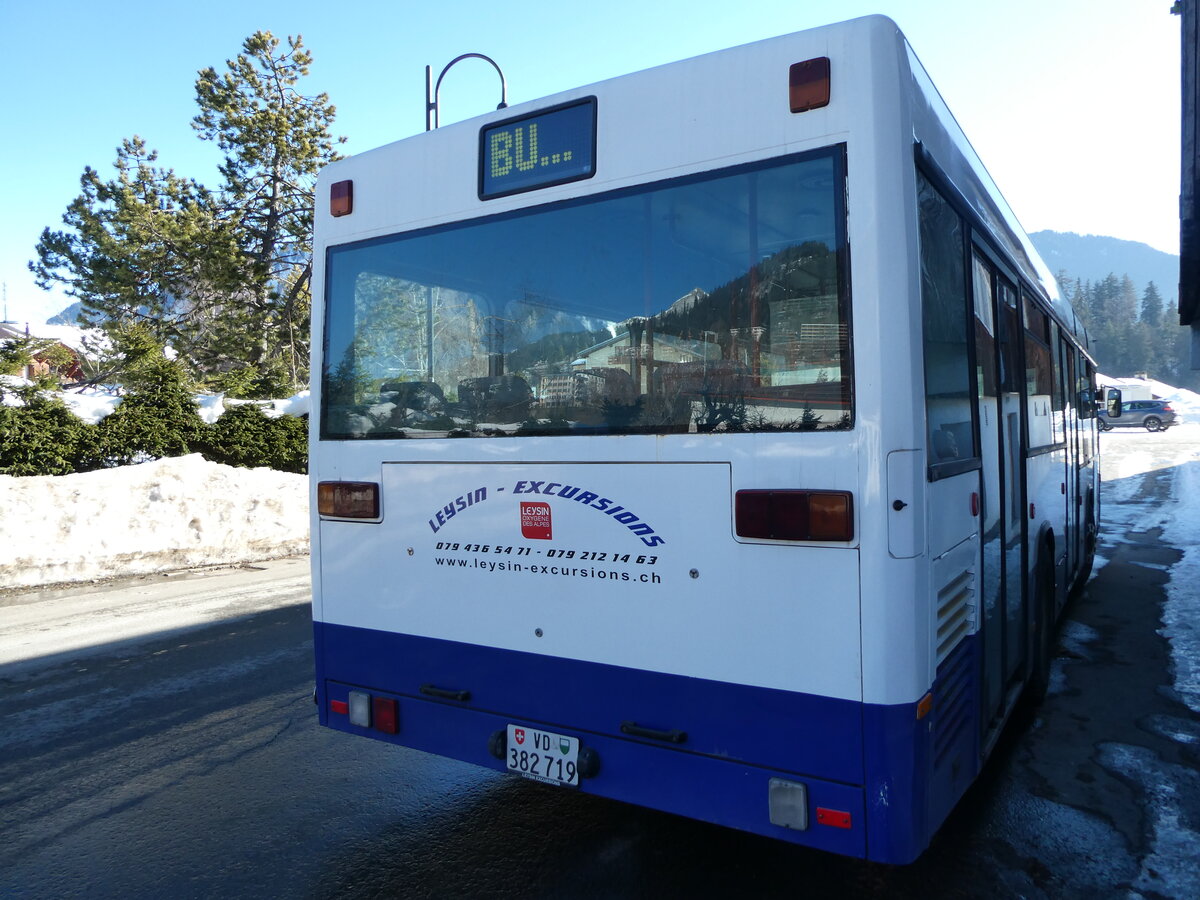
[372,696,400,734]
[735,490,853,542]
[318,481,380,519]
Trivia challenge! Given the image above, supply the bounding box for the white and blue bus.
[310,16,1099,864]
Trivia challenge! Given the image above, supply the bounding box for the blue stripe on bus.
[314,621,980,863]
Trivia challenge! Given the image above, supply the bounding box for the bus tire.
[1026,549,1056,705]
[1071,510,1097,599]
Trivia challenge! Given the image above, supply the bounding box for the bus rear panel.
[311,15,1096,864]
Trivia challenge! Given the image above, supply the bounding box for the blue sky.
[0,0,1181,325]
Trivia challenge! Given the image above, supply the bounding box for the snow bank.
[0,454,308,589]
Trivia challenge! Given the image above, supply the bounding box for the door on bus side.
[1060,340,1092,589]
[971,252,1026,730]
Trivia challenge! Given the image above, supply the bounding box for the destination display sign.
[479,97,596,200]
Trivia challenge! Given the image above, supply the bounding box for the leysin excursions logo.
[520,501,553,540]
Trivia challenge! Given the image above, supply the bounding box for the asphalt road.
[1,438,1198,898]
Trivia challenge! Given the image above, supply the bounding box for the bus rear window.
[321,148,851,439]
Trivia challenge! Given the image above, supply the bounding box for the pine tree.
[192,31,344,391]
[31,137,236,355]
[31,31,343,395]
[1140,282,1164,328]
[1115,275,1139,323]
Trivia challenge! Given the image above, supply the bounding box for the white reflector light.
[348,691,371,728]
[768,778,808,830]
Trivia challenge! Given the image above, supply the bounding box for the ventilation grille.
[933,636,974,767]
[935,566,975,667]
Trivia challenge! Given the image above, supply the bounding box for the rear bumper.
[314,621,947,863]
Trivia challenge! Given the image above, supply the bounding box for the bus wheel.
[1026,551,1056,705]
[1071,512,1097,599]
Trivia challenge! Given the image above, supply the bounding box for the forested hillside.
[1057,274,1196,390]
[1028,232,1196,391]
[1031,231,1178,307]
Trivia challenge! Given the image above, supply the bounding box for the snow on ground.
[1153,434,1200,718]
[1093,415,1200,897]
[1096,421,1200,717]
[0,454,307,590]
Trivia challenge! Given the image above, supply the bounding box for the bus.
[310,15,1099,864]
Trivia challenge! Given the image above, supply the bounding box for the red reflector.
[330,699,349,715]
[970,492,980,517]
[330,179,353,217]
[789,57,831,113]
[318,481,380,519]
[372,696,399,734]
[816,807,852,829]
[735,490,853,542]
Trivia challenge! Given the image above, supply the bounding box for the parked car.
[1098,399,1177,432]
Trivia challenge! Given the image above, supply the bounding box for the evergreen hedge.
[0,387,97,476]
[2,326,307,477]
[0,382,307,477]
[197,403,308,474]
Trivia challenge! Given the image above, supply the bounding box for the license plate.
[506,724,579,787]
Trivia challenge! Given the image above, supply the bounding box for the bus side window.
[1022,294,1056,448]
[918,170,974,469]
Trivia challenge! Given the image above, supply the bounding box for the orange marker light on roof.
[330,179,353,217]
[789,57,831,113]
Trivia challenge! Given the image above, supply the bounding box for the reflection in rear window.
[321,148,851,439]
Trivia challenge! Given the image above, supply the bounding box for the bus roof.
[317,15,1088,354]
